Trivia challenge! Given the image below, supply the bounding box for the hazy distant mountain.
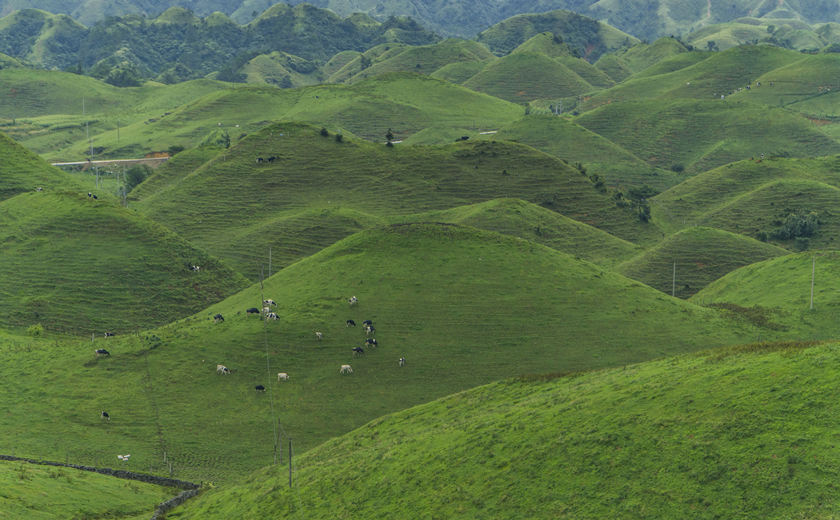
[2,0,840,39]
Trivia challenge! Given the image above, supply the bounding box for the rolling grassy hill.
[574,98,840,176]
[167,339,840,519]
[0,190,248,333]
[685,18,840,51]
[134,122,661,275]
[651,156,840,250]
[0,460,177,520]
[47,73,524,161]
[693,252,840,339]
[0,131,85,200]
[396,198,641,267]
[0,223,767,485]
[616,227,788,298]
[491,114,676,189]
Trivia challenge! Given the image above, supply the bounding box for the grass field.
[168,340,840,519]
[0,224,767,485]
[0,460,177,520]
[616,227,788,298]
[134,122,661,276]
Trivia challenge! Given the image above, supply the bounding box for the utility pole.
[288,439,292,488]
[810,255,816,310]
[268,247,272,278]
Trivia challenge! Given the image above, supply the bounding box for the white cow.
[340,364,353,374]
[277,372,289,382]
[216,364,231,375]
[315,331,323,340]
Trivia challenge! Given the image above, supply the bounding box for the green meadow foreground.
[169,341,840,519]
[0,460,176,519]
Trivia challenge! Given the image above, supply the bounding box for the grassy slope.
[53,73,524,160]
[463,52,595,103]
[651,156,840,249]
[0,224,765,484]
[574,99,840,175]
[0,131,85,200]
[135,123,660,276]
[0,191,248,333]
[616,227,788,298]
[169,340,840,519]
[491,114,677,190]
[395,198,641,267]
[0,460,176,520]
[693,252,840,339]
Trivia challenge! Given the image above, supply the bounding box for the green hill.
[574,99,840,176]
[239,51,323,88]
[476,9,638,60]
[693,252,840,339]
[49,74,524,161]
[0,190,248,333]
[651,156,840,250]
[0,459,177,520]
[686,18,839,52]
[491,114,676,190]
[0,223,766,484]
[135,122,661,275]
[463,52,595,103]
[616,227,788,298]
[167,339,840,519]
[397,198,641,267]
[0,131,85,200]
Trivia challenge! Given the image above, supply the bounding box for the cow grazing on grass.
[255,385,266,392]
[365,325,375,336]
[399,357,406,367]
[265,312,278,320]
[362,320,372,327]
[263,299,276,307]
[100,411,110,422]
[103,332,115,338]
[352,347,364,356]
[277,372,289,382]
[315,331,323,340]
[348,296,358,306]
[346,319,356,327]
[216,364,231,375]
[340,364,353,374]
[35,187,43,192]
[190,265,201,272]
[214,313,224,323]
[94,348,110,357]
[246,307,260,314]
[365,338,377,347]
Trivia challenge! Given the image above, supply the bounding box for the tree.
[706,40,719,52]
[386,128,394,143]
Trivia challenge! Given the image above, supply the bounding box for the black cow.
[352,346,365,356]
[101,411,110,421]
[94,348,110,357]
[214,313,224,323]
[346,319,356,327]
[246,307,260,314]
[255,385,266,392]
[365,338,377,347]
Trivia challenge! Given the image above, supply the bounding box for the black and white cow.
[94,348,110,357]
[255,385,266,392]
[346,319,356,327]
[100,410,110,421]
[246,307,260,314]
[352,346,365,356]
[365,338,377,347]
[214,313,224,323]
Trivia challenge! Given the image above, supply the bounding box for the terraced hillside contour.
[166,340,840,519]
[134,122,661,276]
[0,224,766,484]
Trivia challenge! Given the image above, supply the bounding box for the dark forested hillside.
[3,0,839,40]
[0,5,438,80]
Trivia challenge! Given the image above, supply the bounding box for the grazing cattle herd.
[93,294,408,427]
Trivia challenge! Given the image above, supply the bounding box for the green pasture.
[170,340,840,519]
[0,224,766,485]
[134,122,660,276]
[616,227,788,298]
[0,460,176,520]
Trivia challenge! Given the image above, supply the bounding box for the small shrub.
[168,145,185,156]
[27,324,44,337]
[670,163,685,173]
[335,133,343,142]
[320,127,329,137]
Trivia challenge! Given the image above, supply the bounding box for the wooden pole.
[672,261,676,297]
[810,255,816,310]
[288,439,292,488]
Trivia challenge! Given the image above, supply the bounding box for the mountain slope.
[167,339,840,519]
